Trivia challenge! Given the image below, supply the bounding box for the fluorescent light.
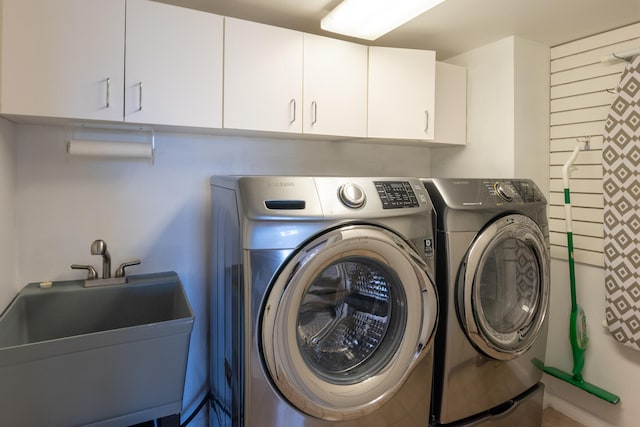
[321,0,446,41]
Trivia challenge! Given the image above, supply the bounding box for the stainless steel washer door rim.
[460,214,549,360]
[261,225,438,421]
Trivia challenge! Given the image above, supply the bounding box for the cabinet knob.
[424,110,430,134]
[311,101,318,126]
[289,98,296,124]
[105,77,110,108]
[138,82,143,112]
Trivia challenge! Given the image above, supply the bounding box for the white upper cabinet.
[125,0,223,128]
[433,62,467,145]
[0,3,449,142]
[224,18,303,133]
[0,0,125,121]
[368,47,436,140]
[303,34,367,137]
[224,20,368,138]
[0,0,222,128]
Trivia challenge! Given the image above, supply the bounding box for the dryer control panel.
[423,178,546,212]
[484,180,545,204]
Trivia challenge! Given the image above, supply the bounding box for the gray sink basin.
[0,271,194,427]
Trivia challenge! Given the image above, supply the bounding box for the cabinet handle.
[311,101,318,126]
[105,77,110,108]
[424,110,430,134]
[289,98,296,124]
[138,82,143,112]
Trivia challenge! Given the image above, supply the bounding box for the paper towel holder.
[66,123,155,164]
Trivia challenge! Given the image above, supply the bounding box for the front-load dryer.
[422,178,550,427]
[210,176,439,427]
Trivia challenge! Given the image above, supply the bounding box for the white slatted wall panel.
[550,23,640,267]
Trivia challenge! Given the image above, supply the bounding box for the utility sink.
[0,271,194,427]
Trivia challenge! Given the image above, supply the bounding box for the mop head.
[543,365,621,405]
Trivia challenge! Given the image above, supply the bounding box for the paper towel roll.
[67,139,154,160]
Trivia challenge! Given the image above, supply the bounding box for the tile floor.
[542,408,585,427]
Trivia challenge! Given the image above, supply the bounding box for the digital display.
[374,181,420,209]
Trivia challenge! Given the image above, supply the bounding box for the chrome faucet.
[90,239,111,279]
[71,239,141,286]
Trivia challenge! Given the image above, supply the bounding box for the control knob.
[338,183,366,208]
[494,182,515,202]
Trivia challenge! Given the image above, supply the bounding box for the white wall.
[430,36,550,196]
[514,37,550,197]
[544,260,640,427]
[12,124,432,425]
[431,36,516,178]
[0,118,17,310]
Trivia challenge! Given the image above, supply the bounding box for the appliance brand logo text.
[269,182,295,187]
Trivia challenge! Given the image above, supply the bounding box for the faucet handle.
[71,264,98,280]
[115,259,141,278]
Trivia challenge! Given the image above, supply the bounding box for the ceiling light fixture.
[321,0,446,41]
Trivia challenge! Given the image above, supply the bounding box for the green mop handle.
[563,145,588,380]
[564,188,578,311]
[562,145,581,312]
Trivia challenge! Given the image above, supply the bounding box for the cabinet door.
[224,18,303,133]
[0,0,125,121]
[303,34,367,137]
[368,47,436,140]
[433,62,467,145]
[125,0,223,128]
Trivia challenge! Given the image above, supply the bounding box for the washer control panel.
[233,176,433,222]
[374,181,420,209]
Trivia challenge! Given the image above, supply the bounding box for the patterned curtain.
[603,55,640,350]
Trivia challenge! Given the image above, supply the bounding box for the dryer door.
[459,214,549,360]
[261,224,438,421]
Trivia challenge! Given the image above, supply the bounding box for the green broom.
[542,144,620,404]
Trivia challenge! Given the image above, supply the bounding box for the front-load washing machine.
[210,176,439,427]
[422,178,550,427]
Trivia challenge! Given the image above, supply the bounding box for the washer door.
[261,225,438,421]
[459,214,549,360]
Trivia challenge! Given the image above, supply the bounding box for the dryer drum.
[459,214,550,360]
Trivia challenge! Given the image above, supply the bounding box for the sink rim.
[0,271,194,365]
